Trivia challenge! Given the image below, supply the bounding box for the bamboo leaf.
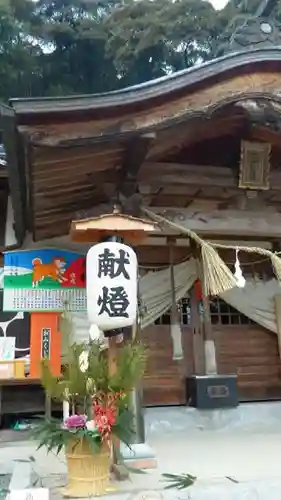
[162,472,196,490]
[32,341,146,455]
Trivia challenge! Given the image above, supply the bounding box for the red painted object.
[61,256,86,288]
[30,312,61,377]
[195,280,203,301]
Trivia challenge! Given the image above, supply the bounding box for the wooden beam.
[34,184,103,201]
[34,191,100,210]
[147,117,244,160]
[33,157,119,178]
[140,163,237,187]
[118,133,156,198]
[33,170,118,193]
[140,162,281,191]
[32,144,124,166]
[147,206,281,238]
[33,205,281,240]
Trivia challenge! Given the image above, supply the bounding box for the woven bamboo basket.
[63,437,111,497]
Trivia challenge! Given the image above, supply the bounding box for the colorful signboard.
[4,249,86,312]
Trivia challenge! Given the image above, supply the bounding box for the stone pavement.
[1,431,281,499]
[1,403,281,499]
[99,482,281,500]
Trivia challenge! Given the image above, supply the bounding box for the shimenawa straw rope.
[142,207,281,295]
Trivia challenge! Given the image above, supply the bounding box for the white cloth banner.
[139,259,197,329]
[221,278,279,334]
[137,262,280,336]
[51,259,281,346]
[68,258,197,346]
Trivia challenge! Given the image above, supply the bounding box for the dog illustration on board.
[32,257,67,287]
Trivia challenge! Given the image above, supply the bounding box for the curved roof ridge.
[10,46,281,115]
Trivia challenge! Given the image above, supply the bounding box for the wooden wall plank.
[141,323,281,406]
[141,325,193,406]
[215,325,281,401]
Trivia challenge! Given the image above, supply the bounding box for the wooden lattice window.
[155,297,253,326]
[155,296,191,325]
[210,298,254,325]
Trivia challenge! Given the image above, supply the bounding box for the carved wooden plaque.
[239,140,271,190]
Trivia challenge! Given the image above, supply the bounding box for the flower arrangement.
[33,340,146,457]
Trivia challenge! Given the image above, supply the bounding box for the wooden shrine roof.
[9,48,281,123]
[5,47,281,243]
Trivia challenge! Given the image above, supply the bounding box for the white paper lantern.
[86,241,138,331]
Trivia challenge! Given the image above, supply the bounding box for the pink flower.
[64,414,86,429]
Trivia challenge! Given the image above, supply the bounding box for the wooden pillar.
[190,285,205,374]
[190,241,217,375]
[108,337,118,464]
[104,235,129,481]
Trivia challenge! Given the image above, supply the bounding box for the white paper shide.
[86,242,138,330]
[234,248,246,289]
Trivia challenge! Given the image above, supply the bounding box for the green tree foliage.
[0,0,43,100]
[29,0,119,95]
[104,0,220,84]
[0,0,280,101]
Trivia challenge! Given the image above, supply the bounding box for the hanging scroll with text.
[86,242,138,331]
[41,327,51,358]
[3,249,86,312]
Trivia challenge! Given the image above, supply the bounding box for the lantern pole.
[130,319,145,444]
[101,234,125,477]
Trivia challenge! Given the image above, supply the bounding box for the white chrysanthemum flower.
[86,420,97,431]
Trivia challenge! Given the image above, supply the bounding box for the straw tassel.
[201,242,237,296]
[270,253,281,281]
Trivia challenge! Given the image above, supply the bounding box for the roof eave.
[9,47,281,117]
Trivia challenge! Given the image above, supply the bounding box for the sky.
[210,0,229,9]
